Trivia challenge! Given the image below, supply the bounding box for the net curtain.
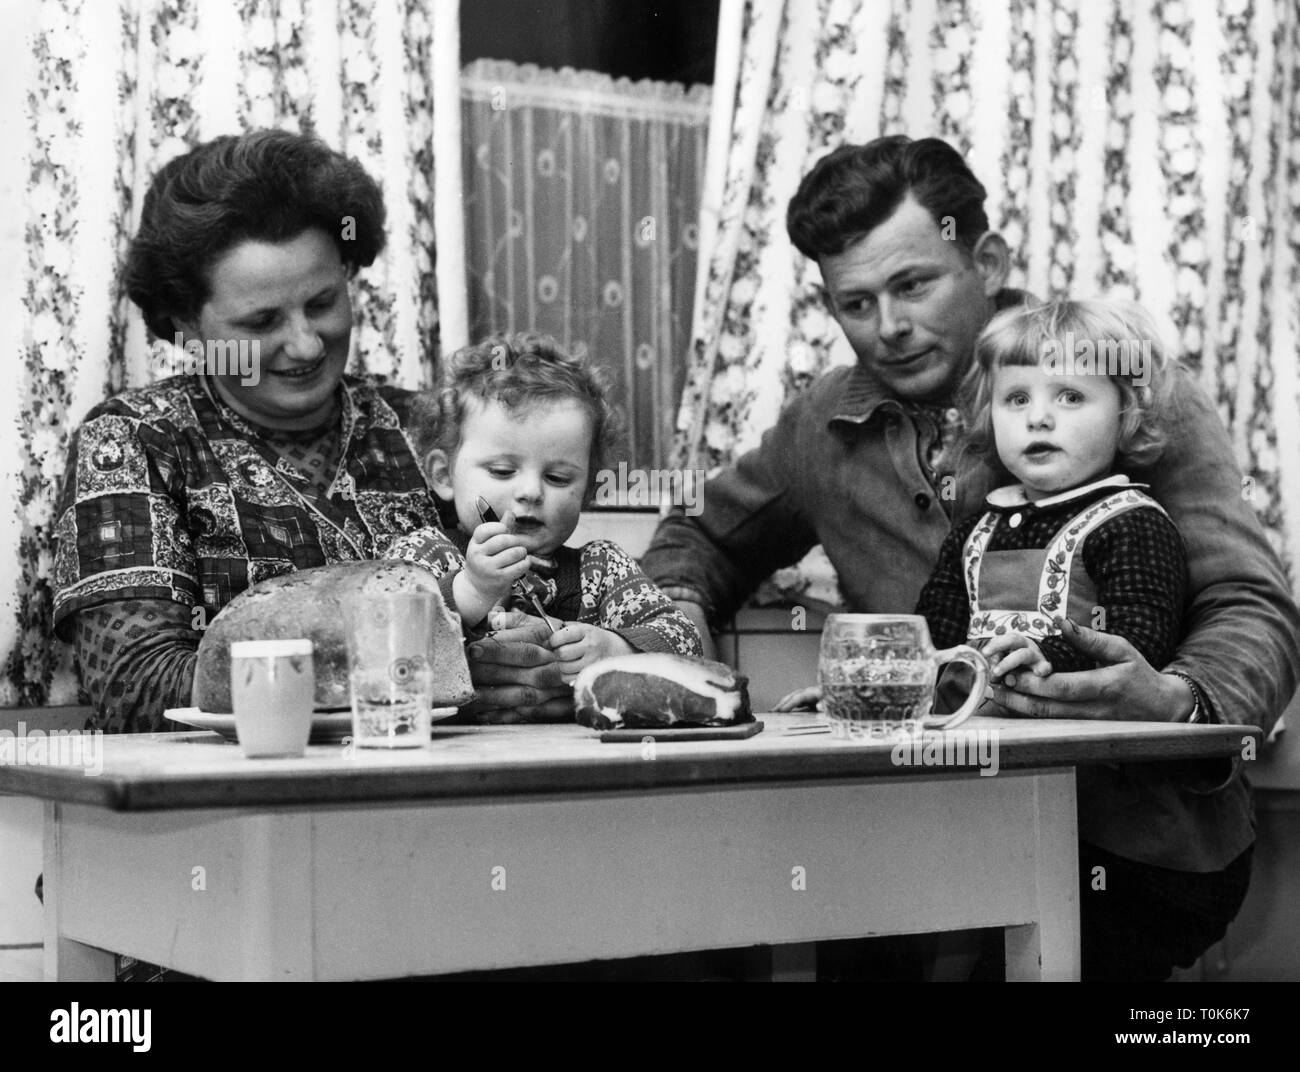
[460,58,710,469]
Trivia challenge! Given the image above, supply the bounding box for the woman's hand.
[547,624,635,682]
[982,632,1052,683]
[462,610,574,722]
[453,517,531,626]
[990,616,1195,722]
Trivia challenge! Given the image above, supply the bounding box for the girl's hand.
[546,624,635,682]
[982,632,1052,682]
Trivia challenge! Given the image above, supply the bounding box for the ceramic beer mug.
[230,638,315,758]
[818,614,989,739]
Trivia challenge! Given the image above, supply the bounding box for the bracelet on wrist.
[1164,670,1205,724]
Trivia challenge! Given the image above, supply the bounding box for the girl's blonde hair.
[959,298,1176,469]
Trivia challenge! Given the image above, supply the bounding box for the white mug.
[230,639,315,758]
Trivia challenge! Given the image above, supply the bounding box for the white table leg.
[1005,769,1080,981]
[43,803,114,981]
[235,813,315,980]
[44,936,116,982]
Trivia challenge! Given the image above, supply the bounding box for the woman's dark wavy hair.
[125,129,386,339]
[786,135,990,259]
[413,333,624,502]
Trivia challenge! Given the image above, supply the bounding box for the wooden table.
[0,714,1254,981]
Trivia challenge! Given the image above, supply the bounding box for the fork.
[475,496,557,633]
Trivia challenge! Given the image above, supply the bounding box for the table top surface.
[0,713,1257,811]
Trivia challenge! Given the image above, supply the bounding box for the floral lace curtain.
[461,58,710,469]
[678,0,1300,607]
[3,0,449,706]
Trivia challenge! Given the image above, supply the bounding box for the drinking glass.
[345,592,437,748]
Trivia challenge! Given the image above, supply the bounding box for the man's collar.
[827,364,903,426]
[827,287,1038,427]
[985,473,1147,510]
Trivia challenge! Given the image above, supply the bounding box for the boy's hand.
[546,623,635,682]
[454,516,530,626]
[982,632,1052,682]
[465,517,530,596]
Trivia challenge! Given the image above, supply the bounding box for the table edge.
[0,722,1258,811]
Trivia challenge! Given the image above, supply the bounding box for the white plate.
[165,708,353,744]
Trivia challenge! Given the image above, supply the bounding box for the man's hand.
[462,610,574,723]
[674,600,717,660]
[982,632,1052,682]
[773,684,821,711]
[990,616,1194,722]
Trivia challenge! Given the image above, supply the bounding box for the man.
[634,135,1300,980]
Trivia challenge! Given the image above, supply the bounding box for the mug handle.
[923,645,990,730]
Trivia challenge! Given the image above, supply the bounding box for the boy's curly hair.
[413,333,624,499]
[959,298,1175,471]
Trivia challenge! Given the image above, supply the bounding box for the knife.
[475,496,557,633]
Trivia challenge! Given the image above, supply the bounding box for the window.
[459,0,719,472]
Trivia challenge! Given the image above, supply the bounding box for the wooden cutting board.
[598,720,764,743]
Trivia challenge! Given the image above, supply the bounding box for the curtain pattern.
[461,59,710,469]
[8,0,443,706]
[678,0,1300,608]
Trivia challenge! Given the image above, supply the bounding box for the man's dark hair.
[125,129,386,339]
[786,135,990,260]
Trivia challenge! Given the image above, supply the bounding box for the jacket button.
[914,492,930,510]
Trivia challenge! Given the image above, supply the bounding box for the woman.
[52,130,445,734]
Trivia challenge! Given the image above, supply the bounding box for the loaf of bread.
[573,653,751,730]
[193,562,474,713]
